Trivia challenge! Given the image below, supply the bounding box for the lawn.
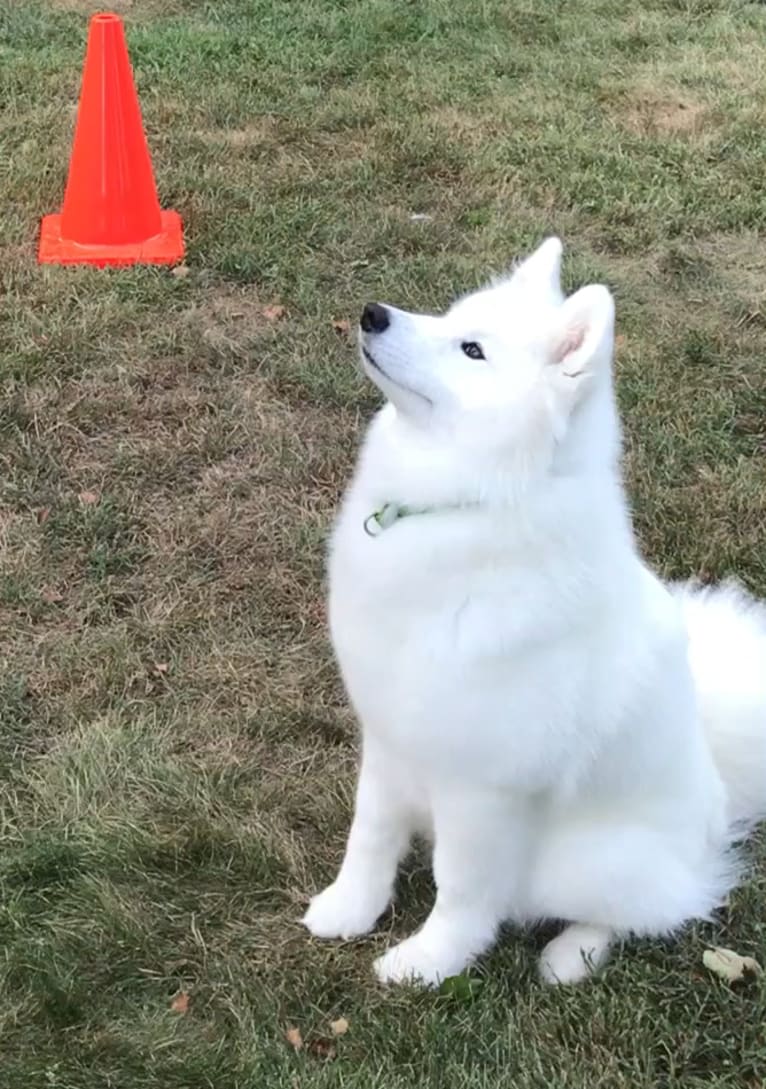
[1,0,765,1085]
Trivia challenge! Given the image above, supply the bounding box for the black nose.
[360,302,390,334]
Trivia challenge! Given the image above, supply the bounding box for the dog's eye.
[461,341,485,361]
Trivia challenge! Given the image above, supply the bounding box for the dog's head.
[358,238,616,474]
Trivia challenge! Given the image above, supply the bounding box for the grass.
[0,0,765,1085]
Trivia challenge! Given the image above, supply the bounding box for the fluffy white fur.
[302,238,766,986]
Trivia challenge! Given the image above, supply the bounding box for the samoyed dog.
[302,238,766,986]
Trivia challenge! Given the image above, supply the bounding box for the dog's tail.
[674,579,766,830]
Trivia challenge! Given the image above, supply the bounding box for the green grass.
[0,0,765,1085]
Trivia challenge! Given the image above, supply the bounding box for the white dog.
[303,238,766,986]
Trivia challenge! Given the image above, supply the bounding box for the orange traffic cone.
[39,11,184,267]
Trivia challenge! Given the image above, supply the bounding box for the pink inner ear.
[553,324,585,364]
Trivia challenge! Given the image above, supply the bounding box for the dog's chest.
[326,512,575,785]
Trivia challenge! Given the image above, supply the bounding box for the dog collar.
[363,503,420,537]
[363,502,477,537]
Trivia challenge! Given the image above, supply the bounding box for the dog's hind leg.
[528,817,735,983]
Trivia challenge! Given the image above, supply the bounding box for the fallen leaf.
[703,947,762,984]
[438,973,484,1003]
[329,1017,349,1036]
[171,264,190,278]
[36,508,50,525]
[263,304,286,321]
[78,490,100,506]
[331,318,350,336]
[285,1026,303,1051]
[307,1038,336,1060]
[170,991,190,1013]
[41,587,63,604]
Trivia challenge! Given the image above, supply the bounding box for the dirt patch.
[617,88,708,137]
[49,0,187,14]
[427,105,496,148]
[197,119,371,176]
[49,0,135,11]
[182,284,286,356]
[695,231,766,309]
[197,119,281,149]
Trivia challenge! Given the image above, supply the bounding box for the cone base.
[38,209,184,267]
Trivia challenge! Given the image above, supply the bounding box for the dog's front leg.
[303,739,414,939]
[374,787,526,986]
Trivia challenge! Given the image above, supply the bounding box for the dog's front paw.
[302,880,386,940]
[373,936,457,987]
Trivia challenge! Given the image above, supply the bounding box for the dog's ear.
[548,284,614,382]
[511,236,563,295]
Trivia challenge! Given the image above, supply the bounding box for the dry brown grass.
[1,1,766,1087]
[617,88,709,137]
